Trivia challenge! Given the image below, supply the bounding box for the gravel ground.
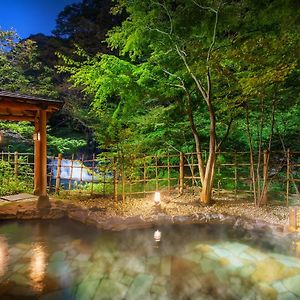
[63,190,290,227]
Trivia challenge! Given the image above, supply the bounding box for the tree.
[53,0,125,55]
[58,0,300,205]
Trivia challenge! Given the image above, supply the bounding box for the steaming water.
[0,221,299,300]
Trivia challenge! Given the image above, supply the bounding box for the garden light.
[33,132,40,141]
[154,230,161,242]
[154,191,161,205]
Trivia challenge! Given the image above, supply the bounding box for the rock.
[173,215,194,225]
[257,282,278,300]
[75,279,101,300]
[93,279,127,300]
[282,275,300,297]
[50,251,66,262]
[126,274,154,300]
[68,209,88,224]
[160,256,171,276]
[252,258,297,283]
[40,286,77,300]
[43,208,66,219]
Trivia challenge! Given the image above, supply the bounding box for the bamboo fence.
[0,150,299,204]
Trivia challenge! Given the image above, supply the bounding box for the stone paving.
[0,226,300,300]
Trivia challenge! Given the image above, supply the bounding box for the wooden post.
[91,154,95,195]
[33,118,40,195]
[155,155,158,190]
[48,156,55,193]
[122,166,125,201]
[26,155,29,177]
[14,151,18,177]
[234,151,237,198]
[217,151,221,195]
[261,149,270,204]
[113,157,118,202]
[168,153,171,193]
[179,152,184,194]
[143,155,146,197]
[286,149,290,206]
[55,154,62,194]
[190,153,194,194]
[79,154,84,193]
[129,157,132,198]
[68,154,74,192]
[103,163,106,195]
[37,110,50,209]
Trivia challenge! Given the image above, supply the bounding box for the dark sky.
[0,0,81,38]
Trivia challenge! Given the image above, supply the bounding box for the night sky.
[0,0,81,38]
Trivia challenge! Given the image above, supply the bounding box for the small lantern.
[154,230,161,242]
[33,132,40,141]
[154,191,161,205]
[289,206,300,231]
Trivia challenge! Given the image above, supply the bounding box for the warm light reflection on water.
[29,242,48,293]
[0,237,8,277]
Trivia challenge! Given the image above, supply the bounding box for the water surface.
[0,220,299,299]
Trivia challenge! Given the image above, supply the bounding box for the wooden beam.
[0,115,35,122]
[0,100,61,113]
[0,99,44,111]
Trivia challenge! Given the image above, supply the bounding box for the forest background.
[0,0,299,204]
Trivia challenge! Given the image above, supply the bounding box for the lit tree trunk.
[174,3,220,205]
[200,98,216,204]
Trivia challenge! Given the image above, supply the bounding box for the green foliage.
[47,136,87,155]
[0,29,57,97]
[0,160,32,196]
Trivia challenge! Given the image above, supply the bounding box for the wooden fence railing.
[0,150,299,204]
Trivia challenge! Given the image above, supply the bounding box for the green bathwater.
[0,220,299,300]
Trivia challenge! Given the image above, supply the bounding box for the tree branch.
[217,117,233,151]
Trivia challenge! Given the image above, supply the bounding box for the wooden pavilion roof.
[0,91,64,122]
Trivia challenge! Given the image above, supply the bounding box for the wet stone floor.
[0,220,299,300]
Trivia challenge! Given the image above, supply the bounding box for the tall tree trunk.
[200,97,216,204]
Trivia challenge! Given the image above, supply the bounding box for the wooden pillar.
[37,110,50,209]
[55,154,62,194]
[33,117,40,195]
[179,152,184,194]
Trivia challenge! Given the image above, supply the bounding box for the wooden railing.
[0,150,299,204]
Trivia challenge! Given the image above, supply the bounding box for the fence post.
[55,154,62,194]
[234,151,237,198]
[122,161,126,201]
[91,154,95,195]
[167,153,171,194]
[68,154,74,192]
[261,149,270,204]
[179,152,184,194]
[48,156,55,193]
[144,155,147,197]
[155,155,158,190]
[286,149,290,206]
[80,154,84,193]
[217,151,221,195]
[14,151,19,177]
[113,157,118,202]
